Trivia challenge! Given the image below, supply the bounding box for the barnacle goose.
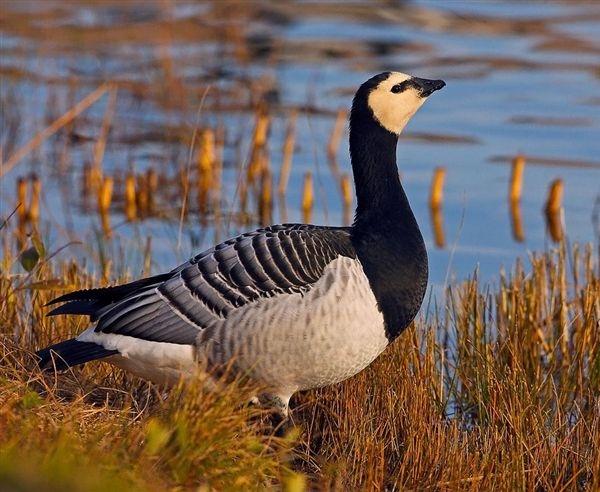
[37,72,445,416]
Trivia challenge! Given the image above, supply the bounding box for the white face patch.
[367,72,427,135]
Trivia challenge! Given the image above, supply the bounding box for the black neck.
[348,106,428,342]
[349,109,414,229]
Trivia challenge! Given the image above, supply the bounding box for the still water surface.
[1,1,599,291]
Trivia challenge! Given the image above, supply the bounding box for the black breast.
[351,212,428,342]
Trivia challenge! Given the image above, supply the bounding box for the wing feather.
[46,224,356,344]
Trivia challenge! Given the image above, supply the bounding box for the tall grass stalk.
[0,241,598,490]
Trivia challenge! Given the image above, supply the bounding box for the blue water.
[1,0,599,292]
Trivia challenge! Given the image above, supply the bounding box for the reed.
[247,109,270,187]
[92,88,117,177]
[340,173,352,226]
[301,172,313,223]
[340,173,352,209]
[238,178,248,217]
[212,126,225,216]
[16,176,27,223]
[197,128,215,216]
[145,167,158,215]
[430,206,445,248]
[98,176,113,214]
[327,109,346,161]
[0,240,597,491]
[429,166,446,210]
[509,155,525,203]
[545,178,564,215]
[124,172,137,221]
[545,178,564,242]
[259,167,273,225]
[278,111,297,197]
[509,200,525,242]
[326,109,346,180]
[99,179,113,237]
[428,167,446,248]
[28,173,41,224]
[136,173,149,217]
[1,83,112,178]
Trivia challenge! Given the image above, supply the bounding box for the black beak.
[412,77,446,97]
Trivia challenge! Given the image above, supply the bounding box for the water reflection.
[544,179,565,243]
[0,0,598,283]
[429,167,446,249]
[509,201,525,243]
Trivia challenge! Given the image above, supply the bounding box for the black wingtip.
[36,339,119,371]
[44,273,173,310]
[45,288,101,307]
[46,300,103,317]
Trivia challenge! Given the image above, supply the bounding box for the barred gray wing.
[47,224,356,344]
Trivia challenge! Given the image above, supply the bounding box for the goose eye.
[391,82,409,94]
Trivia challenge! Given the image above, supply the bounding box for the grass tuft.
[1,243,598,489]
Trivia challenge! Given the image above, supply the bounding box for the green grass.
[1,241,598,490]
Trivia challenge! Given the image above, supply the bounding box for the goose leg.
[254,392,294,436]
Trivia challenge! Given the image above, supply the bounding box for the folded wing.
[47,224,356,345]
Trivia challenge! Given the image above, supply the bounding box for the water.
[1,0,599,290]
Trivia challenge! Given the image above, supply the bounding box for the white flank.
[76,327,195,385]
[75,257,389,401]
[197,256,389,402]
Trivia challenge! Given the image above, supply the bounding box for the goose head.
[352,72,445,135]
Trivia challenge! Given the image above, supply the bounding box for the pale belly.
[81,257,389,396]
[77,326,196,386]
[197,256,389,395]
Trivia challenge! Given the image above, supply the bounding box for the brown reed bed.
[1,227,598,490]
[1,2,600,489]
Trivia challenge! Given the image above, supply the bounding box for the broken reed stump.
[430,206,445,249]
[247,109,270,187]
[98,176,113,214]
[136,173,149,217]
[327,109,346,160]
[16,176,27,223]
[124,172,137,221]
[545,178,564,215]
[327,109,346,180]
[278,111,297,197]
[92,87,117,179]
[98,176,113,236]
[545,178,564,242]
[301,172,314,224]
[429,167,446,248]
[509,155,525,203]
[340,173,352,226]
[14,174,41,246]
[212,126,225,217]
[429,166,446,210]
[146,168,158,215]
[28,174,41,223]
[510,201,525,242]
[508,156,526,242]
[259,167,273,225]
[15,174,41,225]
[197,128,215,216]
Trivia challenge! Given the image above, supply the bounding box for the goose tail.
[36,338,118,370]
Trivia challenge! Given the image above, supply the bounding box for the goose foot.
[248,392,294,436]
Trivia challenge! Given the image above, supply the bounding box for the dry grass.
[1,3,599,489]
[1,236,598,490]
